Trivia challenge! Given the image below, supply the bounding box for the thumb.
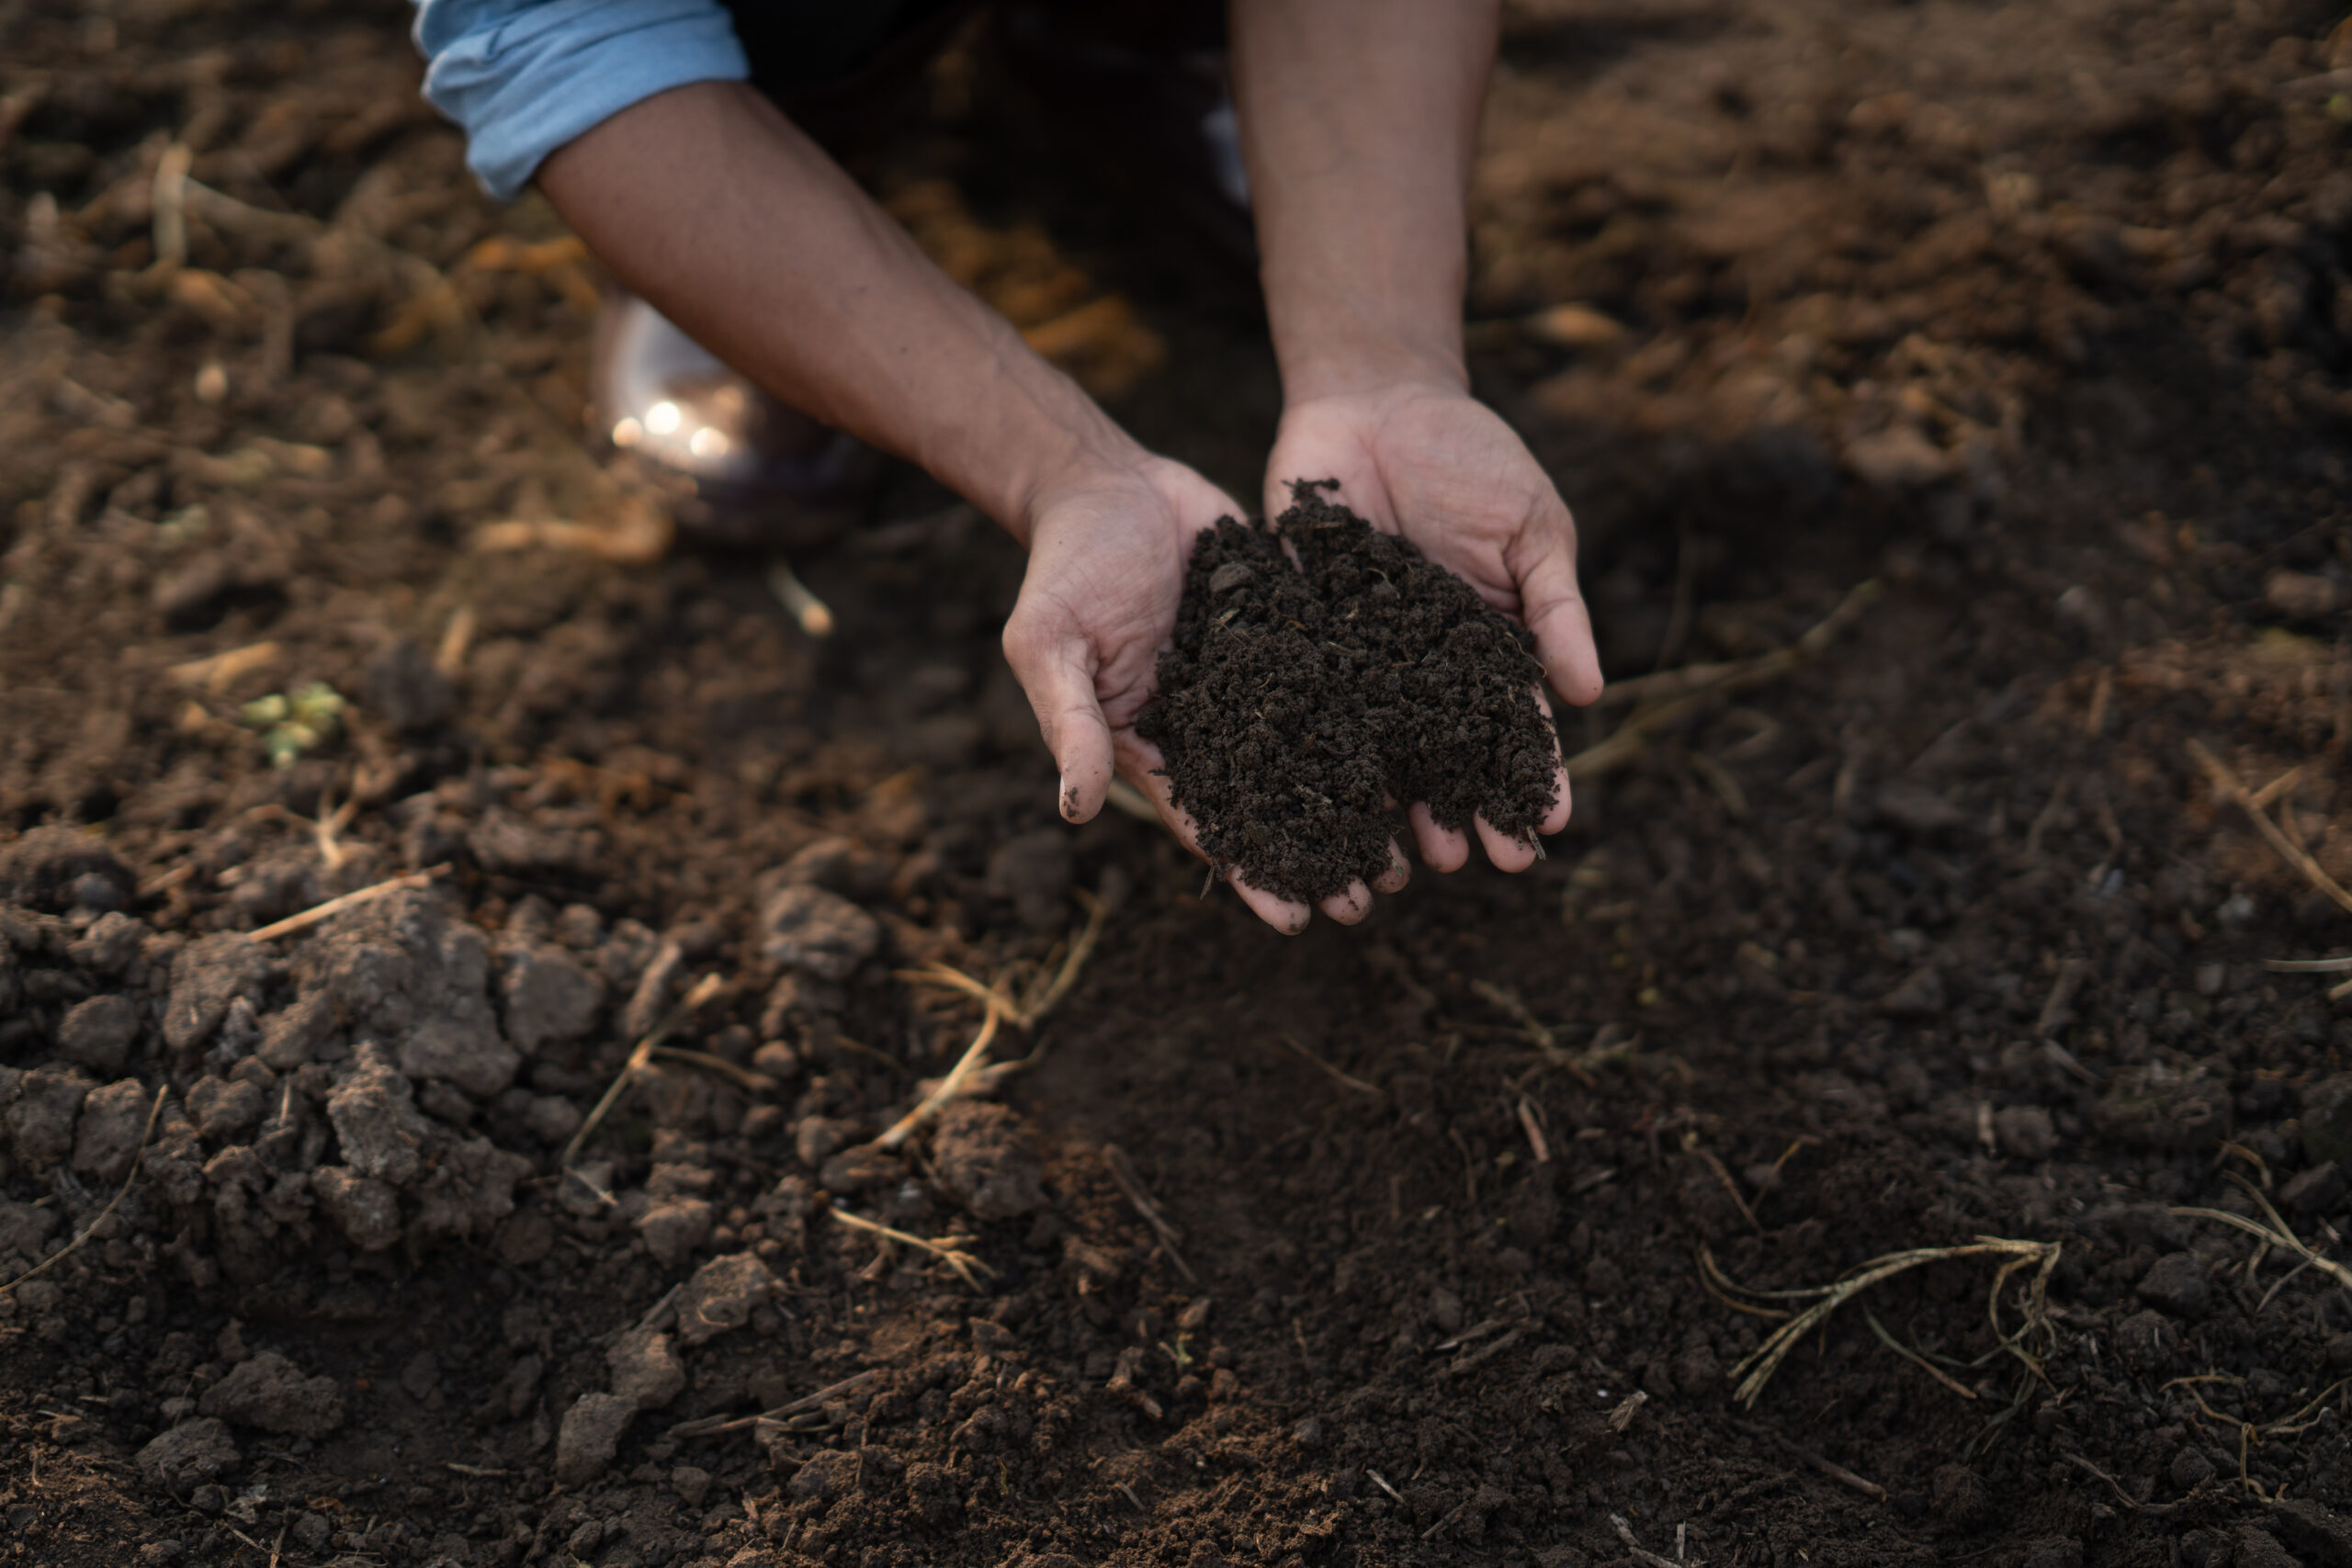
[1514,531,1606,705]
[1003,614,1116,823]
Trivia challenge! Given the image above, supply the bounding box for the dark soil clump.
[1140,482,1557,903]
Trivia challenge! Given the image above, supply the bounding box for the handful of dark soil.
[1137,482,1560,905]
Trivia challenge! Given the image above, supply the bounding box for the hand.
[1263,378,1603,874]
[1001,456,1393,935]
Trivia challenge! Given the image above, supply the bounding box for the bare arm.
[1230,0,1600,881]
[537,80,1138,540]
[1229,0,1497,405]
[536,82,1322,931]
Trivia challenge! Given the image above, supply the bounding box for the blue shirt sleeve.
[413,0,752,202]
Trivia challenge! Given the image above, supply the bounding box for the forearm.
[1229,0,1498,402]
[537,81,1139,539]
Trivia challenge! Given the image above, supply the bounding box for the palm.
[1001,459,1330,934]
[1264,383,1600,872]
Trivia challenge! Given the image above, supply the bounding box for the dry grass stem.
[1690,1143,1761,1232]
[766,559,835,638]
[1516,1096,1551,1164]
[1608,1514,1680,1568]
[1573,581,1881,778]
[1102,1143,1197,1284]
[1469,979,1555,1053]
[1710,1237,2060,1406]
[246,870,435,942]
[2189,739,2352,918]
[668,1371,882,1439]
[872,998,1004,1151]
[830,1207,995,1292]
[1696,1247,1793,1321]
[646,1047,775,1096]
[1861,1305,1979,1399]
[2061,1451,2177,1515]
[2267,955,2352,973]
[150,142,191,271]
[1273,1033,1382,1097]
[1,1085,165,1299]
[166,639,279,691]
[876,892,1111,1151]
[2172,1178,2352,1296]
[561,974,728,1167]
[435,604,477,678]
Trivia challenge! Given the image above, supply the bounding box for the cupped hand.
[1263,379,1603,874]
[1001,455,1405,935]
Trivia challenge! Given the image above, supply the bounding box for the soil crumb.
[1140,481,1558,903]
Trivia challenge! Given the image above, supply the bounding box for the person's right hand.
[1001,454,1410,936]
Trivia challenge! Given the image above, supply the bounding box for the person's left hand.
[1262,378,1605,874]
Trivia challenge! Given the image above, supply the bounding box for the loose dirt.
[6,2,2352,1567]
[1141,484,1557,904]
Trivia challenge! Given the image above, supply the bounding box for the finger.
[1408,803,1470,873]
[1114,734,1313,934]
[1371,840,1411,895]
[1529,687,1575,836]
[1513,527,1606,706]
[1476,813,1539,873]
[1541,761,1575,837]
[1230,867,1312,935]
[1319,879,1374,926]
[1005,623,1114,824]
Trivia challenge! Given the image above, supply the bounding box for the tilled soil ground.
[6,2,2352,1566]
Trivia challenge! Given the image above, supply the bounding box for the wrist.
[919,334,1151,547]
[1267,285,1469,407]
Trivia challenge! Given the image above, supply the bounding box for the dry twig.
[561,974,728,1167]
[829,1207,996,1292]
[2188,739,2352,918]
[1273,1033,1382,1097]
[1102,1143,1197,1284]
[246,869,435,942]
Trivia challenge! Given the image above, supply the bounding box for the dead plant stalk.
[1704,1236,2061,1407]
[876,889,1107,1149]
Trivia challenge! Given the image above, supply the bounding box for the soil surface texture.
[1141,483,1556,904]
[7,2,2352,1568]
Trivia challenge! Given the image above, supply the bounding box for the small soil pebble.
[197,1352,345,1438]
[1138,482,1560,904]
[674,1251,781,1345]
[2135,1251,2212,1318]
[929,1100,1047,1220]
[136,1419,241,1492]
[554,1392,639,1485]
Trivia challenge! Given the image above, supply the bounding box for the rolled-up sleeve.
[413,0,751,201]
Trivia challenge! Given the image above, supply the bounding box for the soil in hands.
[1139,482,1559,904]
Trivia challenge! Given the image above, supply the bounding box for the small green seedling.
[240,681,347,768]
